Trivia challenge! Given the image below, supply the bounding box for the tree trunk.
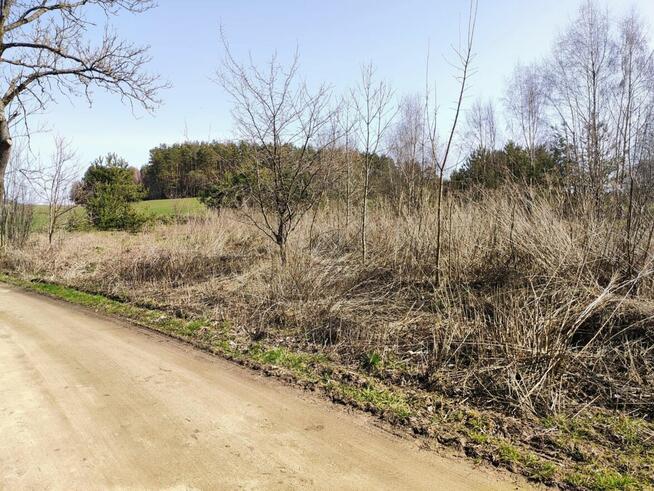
[434,168,444,286]
[277,240,287,265]
[345,158,351,230]
[0,109,13,204]
[48,207,55,245]
[361,162,370,263]
[276,220,287,265]
[625,176,635,274]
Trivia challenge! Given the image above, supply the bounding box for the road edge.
[0,273,567,490]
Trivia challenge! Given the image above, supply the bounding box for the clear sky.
[25,0,654,173]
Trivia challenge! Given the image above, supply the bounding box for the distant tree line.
[136,139,566,201]
[449,141,568,191]
[140,141,250,200]
[138,140,397,204]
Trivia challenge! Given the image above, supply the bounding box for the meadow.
[30,197,206,231]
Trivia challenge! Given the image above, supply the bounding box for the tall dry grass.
[7,187,654,416]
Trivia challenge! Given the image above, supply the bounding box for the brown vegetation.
[6,189,653,418]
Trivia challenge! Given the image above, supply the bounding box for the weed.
[498,443,522,464]
[467,430,489,444]
[249,345,324,378]
[362,351,382,371]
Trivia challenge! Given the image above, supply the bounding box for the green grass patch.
[565,467,640,491]
[0,274,212,341]
[31,205,83,231]
[542,414,595,440]
[31,197,205,231]
[521,453,557,481]
[133,197,205,217]
[602,415,646,449]
[495,442,557,481]
[327,380,412,420]
[467,430,489,444]
[498,442,522,464]
[249,345,326,379]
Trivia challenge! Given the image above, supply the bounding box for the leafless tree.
[612,10,654,181]
[460,97,498,190]
[0,0,164,202]
[429,0,477,286]
[545,0,616,205]
[0,142,32,247]
[504,62,547,173]
[389,94,427,210]
[352,63,395,262]
[612,10,654,269]
[217,35,339,263]
[464,96,497,152]
[29,136,78,244]
[323,98,357,230]
[337,99,357,229]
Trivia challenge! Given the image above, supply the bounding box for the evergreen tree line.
[136,139,567,203]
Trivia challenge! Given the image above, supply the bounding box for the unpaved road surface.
[0,286,526,490]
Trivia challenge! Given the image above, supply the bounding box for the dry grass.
[6,188,654,417]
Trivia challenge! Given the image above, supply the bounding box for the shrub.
[77,154,146,231]
[84,182,145,231]
[0,200,32,248]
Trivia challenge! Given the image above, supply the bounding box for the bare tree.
[0,141,32,248]
[545,0,616,205]
[338,99,356,229]
[324,98,357,230]
[504,62,547,174]
[464,96,497,152]
[389,94,427,210]
[612,10,654,270]
[0,0,164,201]
[217,35,339,263]
[30,136,78,244]
[352,63,395,263]
[428,0,477,286]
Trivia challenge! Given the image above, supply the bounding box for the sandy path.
[0,285,527,490]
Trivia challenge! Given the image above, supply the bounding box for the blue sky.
[25,0,654,172]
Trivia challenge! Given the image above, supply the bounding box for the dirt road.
[0,285,525,490]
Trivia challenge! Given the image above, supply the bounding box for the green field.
[31,197,206,231]
[133,197,205,216]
